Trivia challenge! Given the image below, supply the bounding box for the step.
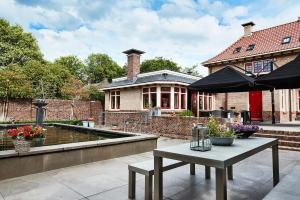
[255,133,300,142]
[258,130,300,136]
[279,146,300,152]
[279,140,300,148]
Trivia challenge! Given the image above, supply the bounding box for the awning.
[188,66,269,93]
[256,55,300,89]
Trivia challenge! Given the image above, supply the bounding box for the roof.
[203,19,300,65]
[102,70,199,90]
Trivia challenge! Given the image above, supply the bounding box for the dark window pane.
[143,94,149,109]
[161,93,170,108]
[150,87,156,92]
[181,94,186,109]
[161,87,171,92]
[151,93,157,107]
[143,88,149,93]
[174,93,179,109]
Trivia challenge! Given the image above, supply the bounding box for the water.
[0,126,120,151]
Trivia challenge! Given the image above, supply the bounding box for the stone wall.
[0,99,103,123]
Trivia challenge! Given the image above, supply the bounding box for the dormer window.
[233,47,241,54]
[282,36,291,44]
[246,44,255,51]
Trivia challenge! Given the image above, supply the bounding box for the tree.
[22,60,73,99]
[181,65,201,77]
[0,18,43,67]
[85,53,124,83]
[61,77,88,100]
[0,68,33,121]
[140,57,181,73]
[54,55,87,82]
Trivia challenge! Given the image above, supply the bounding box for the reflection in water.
[0,126,113,151]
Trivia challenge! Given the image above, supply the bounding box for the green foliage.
[22,60,73,98]
[207,115,235,138]
[85,53,124,83]
[178,110,194,117]
[86,85,105,102]
[0,18,43,67]
[61,77,88,100]
[0,68,33,98]
[140,57,181,73]
[54,55,87,82]
[207,115,219,137]
[181,65,201,76]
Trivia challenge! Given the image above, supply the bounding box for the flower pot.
[210,137,234,146]
[33,137,45,147]
[82,121,89,127]
[235,131,256,138]
[89,121,95,128]
[12,139,31,153]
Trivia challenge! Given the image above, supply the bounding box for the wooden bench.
[128,159,201,200]
[263,165,300,200]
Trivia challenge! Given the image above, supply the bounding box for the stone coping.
[0,123,158,159]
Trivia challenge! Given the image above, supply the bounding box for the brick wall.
[104,111,226,139]
[0,99,103,123]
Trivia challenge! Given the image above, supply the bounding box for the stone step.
[279,146,300,152]
[255,133,300,142]
[258,130,300,136]
[279,140,300,148]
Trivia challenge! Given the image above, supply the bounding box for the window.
[110,91,120,109]
[198,93,213,111]
[142,87,157,109]
[263,60,273,72]
[246,44,255,51]
[174,87,180,109]
[282,36,291,44]
[233,47,241,54]
[245,62,253,74]
[253,61,263,73]
[181,88,187,109]
[161,87,171,109]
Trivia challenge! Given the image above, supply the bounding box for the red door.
[249,91,263,121]
[191,92,198,116]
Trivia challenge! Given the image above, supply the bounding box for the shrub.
[178,110,194,117]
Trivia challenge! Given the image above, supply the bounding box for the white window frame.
[198,92,214,111]
[142,87,157,109]
[110,90,120,110]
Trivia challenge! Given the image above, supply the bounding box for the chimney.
[123,49,145,81]
[241,21,255,36]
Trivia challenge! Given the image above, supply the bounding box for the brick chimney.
[242,21,255,36]
[123,49,145,80]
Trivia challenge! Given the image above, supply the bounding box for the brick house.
[201,18,300,122]
[102,49,201,113]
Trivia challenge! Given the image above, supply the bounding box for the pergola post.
[271,89,276,124]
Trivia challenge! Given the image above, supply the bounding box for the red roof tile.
[203,19,300,65]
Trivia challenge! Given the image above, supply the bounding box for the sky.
[1,0,300,76]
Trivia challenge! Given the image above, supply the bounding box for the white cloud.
[1,0,300,76]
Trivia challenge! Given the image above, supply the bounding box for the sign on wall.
[245,60,273,75]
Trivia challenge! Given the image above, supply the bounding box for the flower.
[7,125,46,140]
[229,124,260,133]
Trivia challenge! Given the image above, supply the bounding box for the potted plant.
[7,125,47,152]
[32,126,46,146]
[229,124,260,138]
[82,119,89,127]
[88,118,95,128]
[207,116,235,146]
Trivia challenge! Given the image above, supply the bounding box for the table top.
[153,137,278,168]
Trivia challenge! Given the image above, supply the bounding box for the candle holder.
[190,124,212,151]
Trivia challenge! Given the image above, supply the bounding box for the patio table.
[153,137,279,200]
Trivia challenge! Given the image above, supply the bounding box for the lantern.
[190,124,212,151]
